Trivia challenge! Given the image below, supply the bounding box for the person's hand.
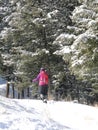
[32,79,35,82]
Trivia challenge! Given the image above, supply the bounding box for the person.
[32,68,49,102]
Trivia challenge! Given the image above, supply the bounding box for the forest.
[0,0,98,105]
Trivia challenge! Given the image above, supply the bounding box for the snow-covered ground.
[0,78,6,97]
[0,82,98,130]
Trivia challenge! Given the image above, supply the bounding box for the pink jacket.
[33,70,49,86]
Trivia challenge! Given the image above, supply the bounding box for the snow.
[54,46,71,55]
[0,82,98,130]
[53,34,76,46]
[47,10,59,19]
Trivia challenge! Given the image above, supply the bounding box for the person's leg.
[43,85,48,102]
[39,86,44,100]
[39,85,48,103]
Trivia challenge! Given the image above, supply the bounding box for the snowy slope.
[0,83,98,130]
[0,78,6,97]
[0,96,98,130]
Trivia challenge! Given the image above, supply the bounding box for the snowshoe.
[43,99,47,103]
[40,94,44,100]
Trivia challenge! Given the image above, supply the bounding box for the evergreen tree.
[0,0,80,99]
[55,0,98,102]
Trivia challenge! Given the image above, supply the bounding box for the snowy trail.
[0,97,73,130]
[0,96,98,130]
[40,102,72,130]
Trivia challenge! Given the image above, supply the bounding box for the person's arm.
[32,74,40,82]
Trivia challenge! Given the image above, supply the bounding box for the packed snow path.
[0,96,98,130]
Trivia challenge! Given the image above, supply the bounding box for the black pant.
[39,85,48,97]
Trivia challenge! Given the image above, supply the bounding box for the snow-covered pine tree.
[0,0,80,99]
[53,0,98,102]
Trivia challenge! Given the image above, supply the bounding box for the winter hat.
[40,68,45,71]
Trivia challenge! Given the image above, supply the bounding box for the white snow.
[47,10,59,19]
[0,82,98,130]
[54,46,71,55]
[53,34,76,46]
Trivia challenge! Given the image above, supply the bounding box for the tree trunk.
[27,87,30,97]
[6,82,9,98]
[21,89,24,98]
[12,83,15,98]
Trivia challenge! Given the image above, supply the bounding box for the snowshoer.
[32,68,49,103]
